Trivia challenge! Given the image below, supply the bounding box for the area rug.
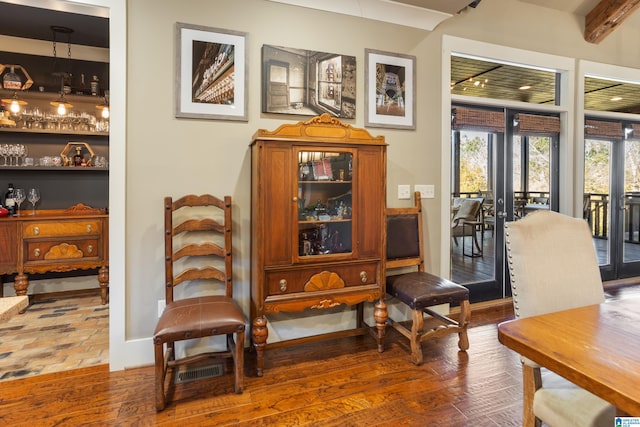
[0,296,28,322]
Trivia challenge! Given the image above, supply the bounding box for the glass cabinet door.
[296,149,353,258]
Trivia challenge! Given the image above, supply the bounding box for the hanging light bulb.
[50,75,73,116]
[1,91,28,115]
[96,96,109,119]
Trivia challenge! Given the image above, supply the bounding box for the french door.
[584,120,640,280]
[451,106,559,302]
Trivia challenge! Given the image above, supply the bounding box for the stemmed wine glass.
[13,188,25,216]
[0,144,8,166]
[27,188,40,216]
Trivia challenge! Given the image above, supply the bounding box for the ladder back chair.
[153,194,245,411]
[504,210,615,426]
[386,192,470,365]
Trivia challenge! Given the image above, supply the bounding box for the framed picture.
[364,49,416,130]
[175,22,248,121]
[261,45,356,118]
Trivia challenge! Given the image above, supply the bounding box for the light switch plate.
[398,184,411,200]
[415,184,435,198]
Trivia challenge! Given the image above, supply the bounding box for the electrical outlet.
[398,185,411,200]
[158,299,166,318]
[415,184,435,199]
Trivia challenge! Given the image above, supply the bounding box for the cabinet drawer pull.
[87,245,94,254]
[360,271,368,283]
[33,226,40,235]
[279,279,287,292]
[86,224,93,233]
[34,248,40,257]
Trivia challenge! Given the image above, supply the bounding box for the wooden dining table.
[498,298,640,416]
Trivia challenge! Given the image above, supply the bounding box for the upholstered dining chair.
[504,210,616,427]
[451,198,483,256]
[153,194,246,411]
[386,192,470,365]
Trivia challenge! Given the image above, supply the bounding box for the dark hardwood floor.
[1,285,638,426]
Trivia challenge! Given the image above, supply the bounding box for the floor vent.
[174,364,224,384]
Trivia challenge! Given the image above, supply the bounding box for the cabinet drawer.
[24,239,101,262]
[266,262,379,295]
[23,220,102,238]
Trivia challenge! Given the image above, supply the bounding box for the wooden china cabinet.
[250,114,387,376]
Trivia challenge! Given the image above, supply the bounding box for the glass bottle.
[63,73,72,94]
[73,146,83,166]
[2,66,21,90]
[91,75,100,96]
[4,183,15,215]
[77,73,86,95]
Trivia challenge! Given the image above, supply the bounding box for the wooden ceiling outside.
[451,55,640,114]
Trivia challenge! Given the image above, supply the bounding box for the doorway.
[451,106,560,302]
[584,119,640,280]
[0,0,113,378]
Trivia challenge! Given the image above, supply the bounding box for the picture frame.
[175,22,248,121]
[261,45,356,118]
[364,49,416,130]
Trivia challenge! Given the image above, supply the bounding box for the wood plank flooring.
[1,285,637,426]
[0,301,522,426]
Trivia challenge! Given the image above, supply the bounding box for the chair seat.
[534,387,614,427]
[154,296,245,344]
[387,271,469,310]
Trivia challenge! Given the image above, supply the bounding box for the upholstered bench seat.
[387,271,469,309]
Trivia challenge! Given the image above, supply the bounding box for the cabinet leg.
[252,316,268,377]
[98,265,109,305]
[14,273,29,313]
[373,300,387,353]
[14,273,28,296]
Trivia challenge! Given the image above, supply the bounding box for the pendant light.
[96,96,109,119]
[49,26,74,115]
[50,75,73,115]
[3,92,28,114]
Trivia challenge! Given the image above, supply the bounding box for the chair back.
[504,210,604,319]
[453,198,481,223]
[164,194,232,304]
[386,192,424,272]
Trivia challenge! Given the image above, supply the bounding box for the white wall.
[117,0,640,368]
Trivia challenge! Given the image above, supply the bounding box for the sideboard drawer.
[266,261,379,296]
[24,239,101,262]
[22,220,102,238]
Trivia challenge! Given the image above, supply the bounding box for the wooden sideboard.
[0,204,108,304]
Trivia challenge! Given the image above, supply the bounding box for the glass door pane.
[296,150,353,258]
[584,138,611,266]
[623,138,640,263]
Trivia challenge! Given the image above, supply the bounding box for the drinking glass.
[13,188,25,216]
[27,188,40,215]
[0,144,8,166]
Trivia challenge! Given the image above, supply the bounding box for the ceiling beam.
[585,0,640,44]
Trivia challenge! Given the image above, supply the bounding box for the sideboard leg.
[14,273,29,313]
[373,299,387,353]
[98,265,109,304]
[252,316,268,377]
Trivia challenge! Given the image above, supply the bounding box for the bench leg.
[457,299,471,351]
[410,308,424,365]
